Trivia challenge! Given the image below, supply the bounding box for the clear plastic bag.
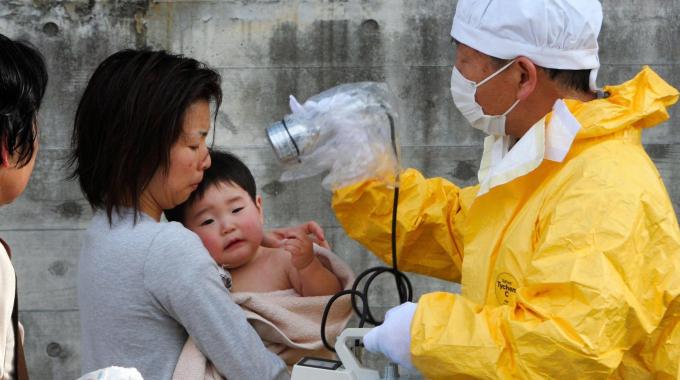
[266,82,401,190]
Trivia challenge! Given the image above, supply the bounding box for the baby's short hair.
[165,149,256,223]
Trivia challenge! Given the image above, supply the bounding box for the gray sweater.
[78,210,289,380]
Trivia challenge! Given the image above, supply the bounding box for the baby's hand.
[282,227,315,270]
[263,221,330,249]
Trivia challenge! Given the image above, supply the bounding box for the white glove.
[363,302,417,369]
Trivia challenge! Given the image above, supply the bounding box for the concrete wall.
[0,0,678,378]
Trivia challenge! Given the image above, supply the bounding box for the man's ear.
[515,57,538,101]
[256,195,264,224]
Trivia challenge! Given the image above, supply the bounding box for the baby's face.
[184,182,264,269]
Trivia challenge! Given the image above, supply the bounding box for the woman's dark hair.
[165,149,256,224]
[0,34,48,167]
[69,49,222,222]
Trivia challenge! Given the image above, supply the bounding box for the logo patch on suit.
[495,272,518,305]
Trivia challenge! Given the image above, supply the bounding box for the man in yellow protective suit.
[330,0,680,378]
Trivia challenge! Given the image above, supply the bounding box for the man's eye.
[200,219,214,226]
[232,207,244,214]
[189,145,199,151]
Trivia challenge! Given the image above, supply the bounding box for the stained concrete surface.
[0,0,679,378]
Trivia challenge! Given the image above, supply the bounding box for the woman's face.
[143,100,212,214]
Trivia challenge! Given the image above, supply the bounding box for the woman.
[0,33,48,380]
[69,50,288,379]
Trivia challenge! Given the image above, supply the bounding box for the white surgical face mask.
[450,60,520,136]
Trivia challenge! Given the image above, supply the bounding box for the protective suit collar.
[571,65,680,139]
[475,66,679,197]
[477,99,580,196]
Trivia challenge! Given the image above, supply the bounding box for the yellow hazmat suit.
[332,67,680,379]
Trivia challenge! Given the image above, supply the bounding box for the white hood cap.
[451,0,603,91]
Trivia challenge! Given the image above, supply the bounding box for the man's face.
[453,43,521,121]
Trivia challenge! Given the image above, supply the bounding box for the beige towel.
[173,245,355,380]
[172,337,222,380]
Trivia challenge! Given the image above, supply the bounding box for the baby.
[165,149,342,296]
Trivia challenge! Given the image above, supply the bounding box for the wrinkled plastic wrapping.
[270,82,401,191]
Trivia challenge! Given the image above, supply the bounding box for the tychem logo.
[495,272,518,305]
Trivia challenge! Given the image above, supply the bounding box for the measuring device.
[291,328,401,380]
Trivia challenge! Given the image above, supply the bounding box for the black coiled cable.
[320,109,413,352]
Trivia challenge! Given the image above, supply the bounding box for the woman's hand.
[262,220,330,249]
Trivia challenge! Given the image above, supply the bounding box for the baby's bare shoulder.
[259,246,293,267]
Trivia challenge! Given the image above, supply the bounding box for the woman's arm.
[144,225,289,380]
